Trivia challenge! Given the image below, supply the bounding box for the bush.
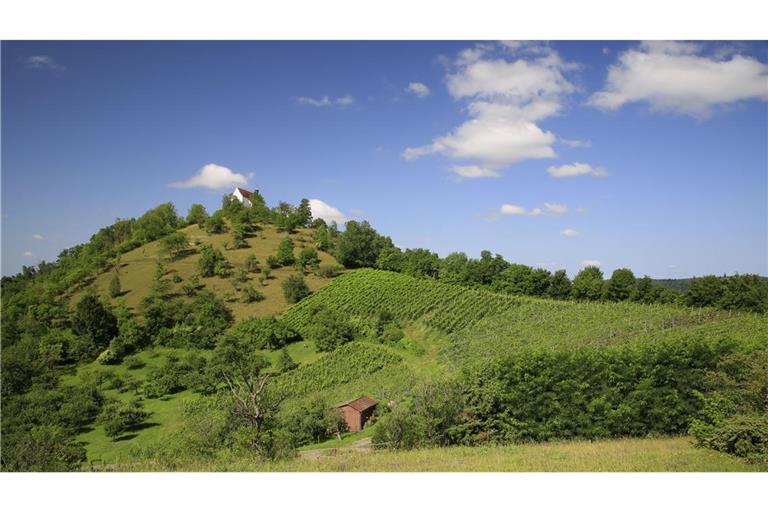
[241,285,265,303]
[690,414,768,463]
[266,255,280,269]
[1,425,87,471]
[99,399,150,440]
[276,238,296,266]
[228,316,298,350]
[316,264,343,278]
[197,244,230,278]
[307,306,354,352]
[244,254,261,273]
[282,274,311,304]
[124,355,146,370]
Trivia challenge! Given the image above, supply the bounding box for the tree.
[99,399,150,440]
[197,244,230,278]
[632,276,655,304]
[186,203,209,227]
[71,294,118,352]
[402,248,440,278]
[159,231,191,259]
[296,247,320,272]
[376,247,405,273]
[230,223,250,249]
[275,237,295,266]
[241,285,264,303]
[277,347,298,373]
[335,220,393,268]
[1,425,87,471]
[527,268,552,297]
[685,275,724,308]
[439,252,472,285]
[205,211,228,234]
[229,316,298,350]
[547,270,572,299]
[209,333,283,456]
[491,264,533,295]
[718,274,768,313]
[308,306,355,351]
[296,198,313,227]
[244,254,261,273]
[605,268,636,302]
[571,266,605,301]
[132,203,180,243]
[282,274,310,303]
[108,271,121,298]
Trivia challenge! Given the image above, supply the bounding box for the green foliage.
[296,198,313,227]
[275,237,296,266]
[71,294,118,356]
[132,203,181,244]
[204,211,228,234]
[244,254,261,272]
[99,399,151,440]
[313,220,339,252]
[186,203,209,227]
[1,425,87,471]
[241,285,265,303]
[571,266,605,301]
[690,414,768,463]
[282,274,310,304]
[605,268,636,302]
[159,231,191,259]
[376,246,404,273]
[296,247,320,272]
[230,223,250,249]
[402,248,440,278]
[228,316,298,350]
[335,220,393,268]
[306,305,355,352]
[277,347,299,373]
[316,264,343,278]
[108,272,121,298]
[197,243,231,278]
[273,342,403,398]
[547,270,572,299]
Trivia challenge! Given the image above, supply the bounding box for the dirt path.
[299,437,373,459]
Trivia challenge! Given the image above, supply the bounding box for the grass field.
[112,437,762,472]
[71,222,342,321]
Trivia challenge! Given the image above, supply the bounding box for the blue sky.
[2,40,766,278]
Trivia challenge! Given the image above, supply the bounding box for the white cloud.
[561,228,578,237]
[547,162,607,178]
[169,163,249,190]
[296,95,354,107]
[25,55,64,71]
[582,259,602,267]
[407,82,430,97]
[544,202,568,215]
[576,206,588,213]
[450,165,500,179]
[335,95,355,106]
[309,199,349,225]
[22,251,33,257]
[589,42,768,117]
[559,138,592,148]
[500,203,567,217]
[403,43,579,176]
[32,234,44,240]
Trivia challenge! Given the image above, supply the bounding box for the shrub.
[124,355,146,370]
[282,274,311,304]
[228,316,298,350]
[197,244,230,278]
[277,347,298,373]
[307,306,354,352]
[316,264,343,278]
[266,255,280,269]
[108,272,121,298]
[296,247,320,272]
[241,285,265,303]
[244,254,261,273]
[690,414,768,463]
[204,212,227,234]
[276,238,296,266]
[99,399,150,440]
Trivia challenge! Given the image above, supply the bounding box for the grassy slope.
[117,437,761,472]
[69,267,767,468]
[71,223,341,321]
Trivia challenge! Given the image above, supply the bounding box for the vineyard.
[282,268,525,335]
[273,342,404,398]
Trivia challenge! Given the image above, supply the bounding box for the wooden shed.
[334,396,378,432]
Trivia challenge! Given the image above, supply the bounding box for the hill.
[71,222,341,321]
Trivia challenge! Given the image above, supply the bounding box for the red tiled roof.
[335,396,378,412]
[235,187,253,198]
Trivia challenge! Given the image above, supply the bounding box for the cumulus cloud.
[581,259,602,267]
[589,41,768,117]
[169,163,249,190]
[403,43,579,177]
[500,202,568,216]
[32,234,45,240]
[547,162,607,178]
[25,55,64,71]
[450,165,500,178]
[22,251,33,257]
[296,95,355,107]
[561,228,578,237]
[407,82,430,97]
[309,199,349,225]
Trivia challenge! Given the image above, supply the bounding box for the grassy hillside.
[112,436,761,472]
[61,267,767,466]
[72,223,341,321]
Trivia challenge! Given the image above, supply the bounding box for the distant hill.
[653,276,768,293]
